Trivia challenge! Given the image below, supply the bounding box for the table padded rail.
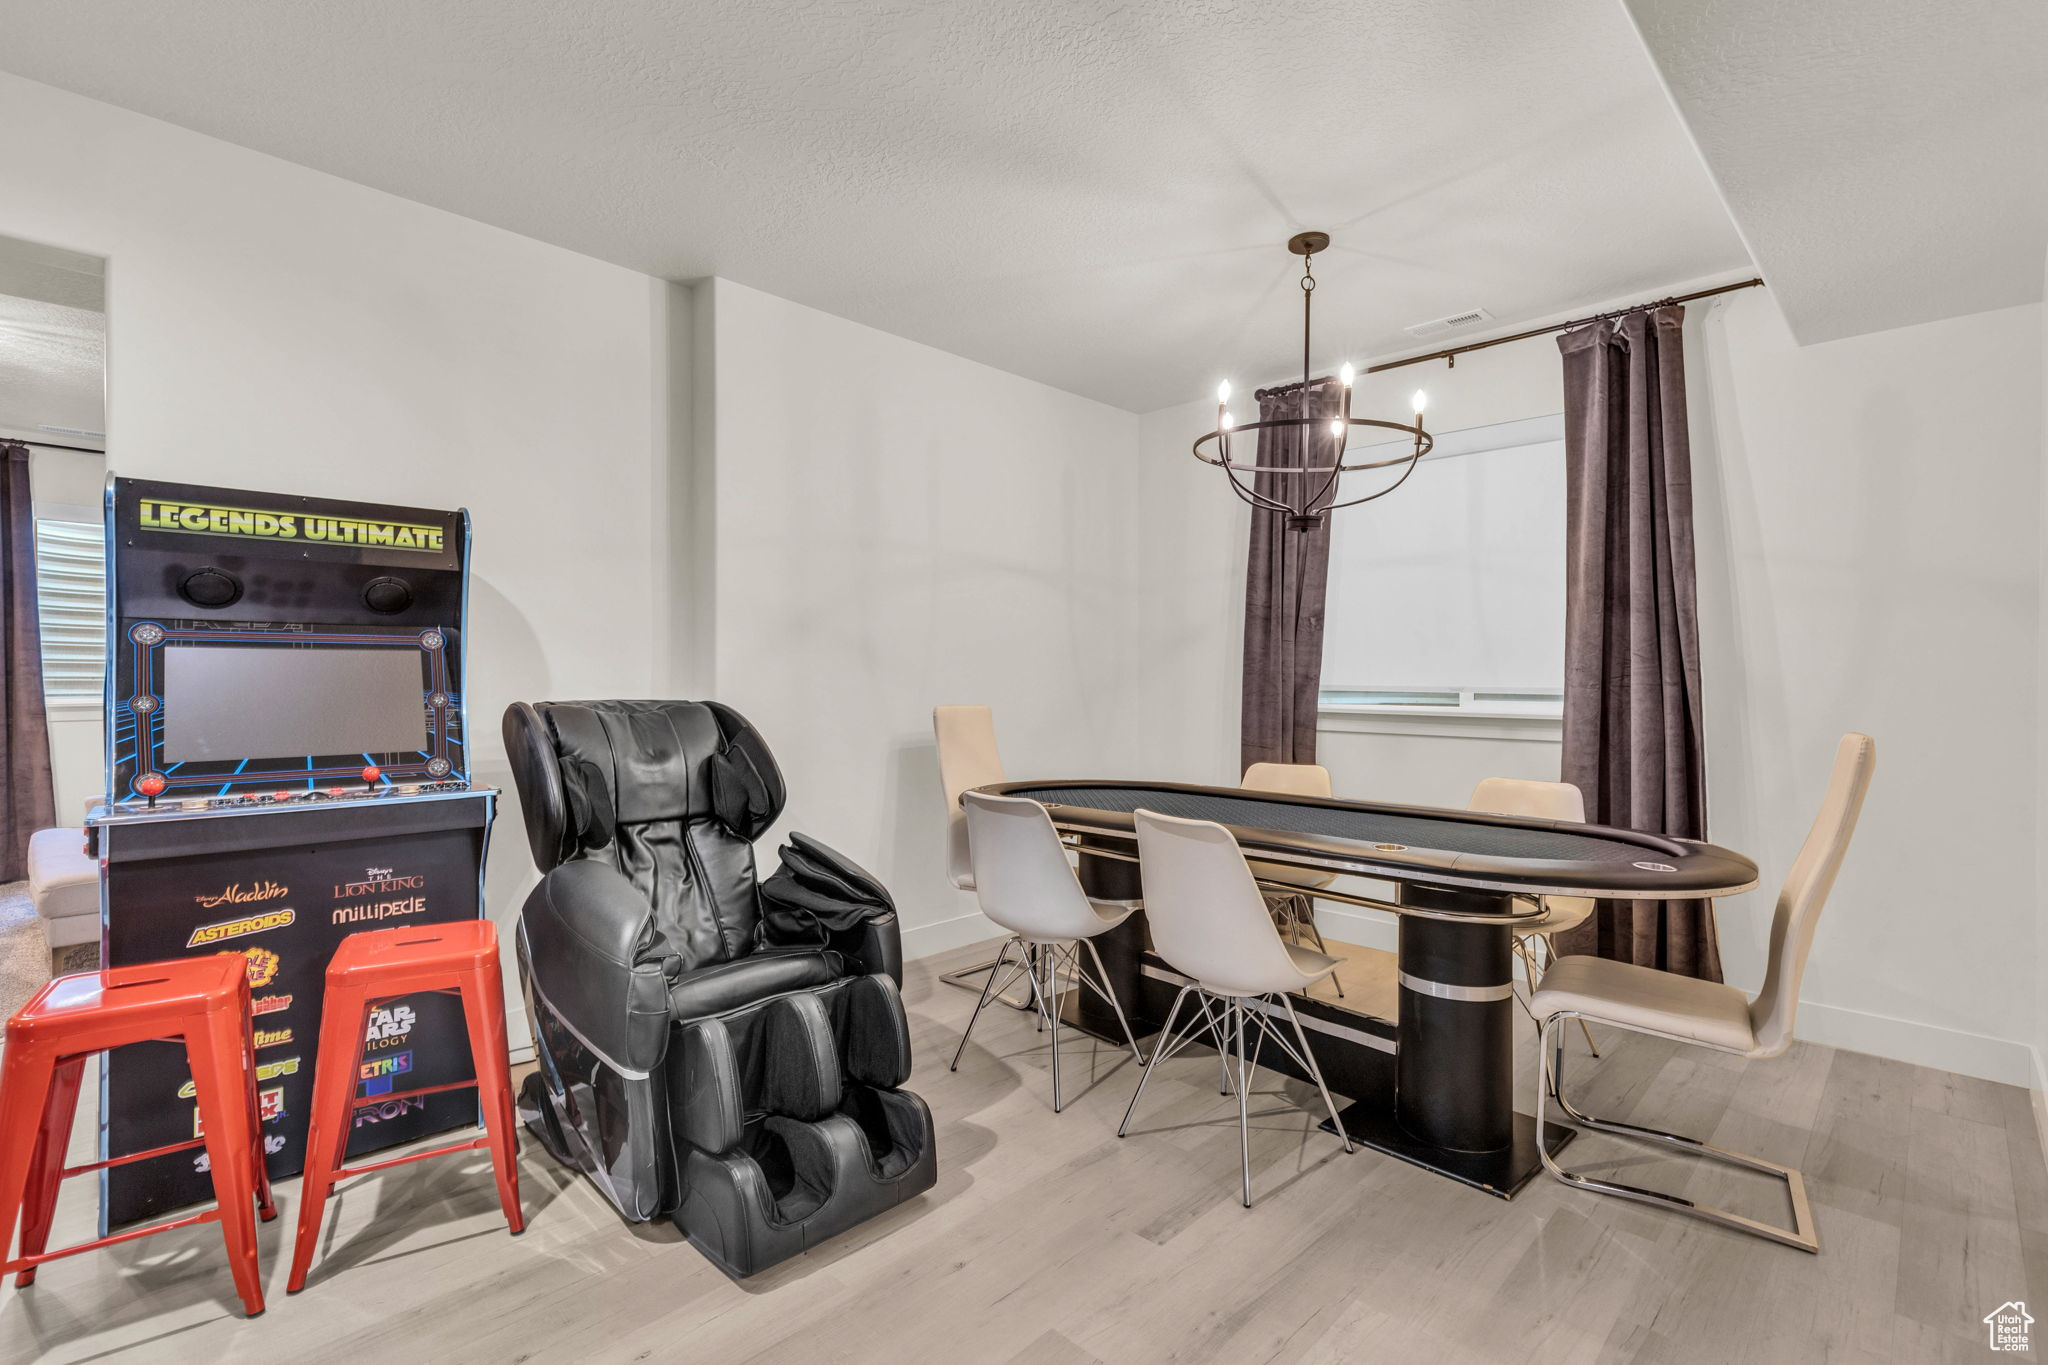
[987,781,1757,898]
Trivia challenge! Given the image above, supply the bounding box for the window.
[34,515,106,706]
[1320,414,1565,719]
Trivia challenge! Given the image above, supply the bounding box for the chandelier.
[1194,232,1432,531]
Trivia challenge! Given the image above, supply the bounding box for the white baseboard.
[1751,999,2039,1088]
[1313,905,2041,1091]
[901,908,1003,961]
[506,999,534,1064]
[2031,1047,2047,1179]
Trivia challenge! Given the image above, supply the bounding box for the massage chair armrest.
[833,913,903,986]
[759,832,901,983]
[519,860,675,1075]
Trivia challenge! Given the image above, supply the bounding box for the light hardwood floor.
[2,936,2044,1364]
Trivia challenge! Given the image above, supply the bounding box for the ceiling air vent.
[1402,307,1493,340]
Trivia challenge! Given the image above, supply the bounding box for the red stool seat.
[0,955,277,1317]
[287,920,522,1293]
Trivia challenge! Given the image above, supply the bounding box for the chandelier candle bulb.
[1412,389,1429,416]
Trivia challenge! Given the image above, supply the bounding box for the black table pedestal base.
[1321,1104,1576,1199]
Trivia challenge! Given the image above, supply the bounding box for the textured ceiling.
[1625,0,2048,344]
[0,292,106,440]
[0,1,1752,411]
[0,236,105,442]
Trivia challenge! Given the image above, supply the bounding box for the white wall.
[0,73,677,1038]
[696,278,1146,955]
[1694,292,2041,1084]
[1138,287,2047,1086]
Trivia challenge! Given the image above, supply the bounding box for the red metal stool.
[287,919,522,1292]
[0,956,277,1317]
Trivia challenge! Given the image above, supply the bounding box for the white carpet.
[0,880,51,1033]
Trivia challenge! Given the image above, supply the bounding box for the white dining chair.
[1119,807,1354,1207]
[1467,776,1597,1056]
[1531,733,1876,1252]
[951,791,1147,1112]
[1239,762,1344,997]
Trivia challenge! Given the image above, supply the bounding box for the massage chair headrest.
[502,698,787,873]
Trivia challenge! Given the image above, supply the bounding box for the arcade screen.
[161,645,428,762]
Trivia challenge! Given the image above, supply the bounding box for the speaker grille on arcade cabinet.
[178,567,243,609]
[362,576,414,614]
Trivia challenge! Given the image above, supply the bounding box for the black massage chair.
[503,699,937,1276]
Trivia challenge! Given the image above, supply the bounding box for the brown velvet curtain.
[1552,307,1720,981]
[1240,376,1342,772]
[0,443,55,881]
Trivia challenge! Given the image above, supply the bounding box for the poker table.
[982,779,1759,1196]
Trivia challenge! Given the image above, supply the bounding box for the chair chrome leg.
[1277,993,1352,1152]
[940,954,1035,1010]
[1185,991,1234,1095]
[1032,944,1046,1032]
[1025,944,1063,1112]
[1120,984,1196,1137]
[1536,1013,1818,1253]
[1233,1000,1253,1208]
[1078,936,1147,1065]
[950,936,1021,1072]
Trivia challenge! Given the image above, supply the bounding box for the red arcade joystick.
[361,765,382,784]
[136,772,167,808]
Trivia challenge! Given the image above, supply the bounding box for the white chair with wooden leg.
[1119,807,1354,1207]
[950,791,1147,1112]
[1531,733,1876,1252]
[1240,762,1343,996]
[1467,776,1597,1056]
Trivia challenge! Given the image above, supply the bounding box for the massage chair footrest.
[667,975,937,1277]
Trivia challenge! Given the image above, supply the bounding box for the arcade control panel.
[115,772,476,817]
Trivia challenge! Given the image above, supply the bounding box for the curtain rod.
[2,437,105,455]
[1365,277,1766,374]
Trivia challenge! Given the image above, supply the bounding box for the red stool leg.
[458,963,524,1235]
[0,1038,58,1286]
[185,1013,267,1318]
[288,980,370,1293]
[233,981,277,1225]
[13,1055,85,1286]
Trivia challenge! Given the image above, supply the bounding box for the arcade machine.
[85,478,495,1229]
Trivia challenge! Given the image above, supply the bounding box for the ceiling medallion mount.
[1194,232,1433,531]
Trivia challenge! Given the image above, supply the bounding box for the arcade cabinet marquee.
[87,477,496,1228]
